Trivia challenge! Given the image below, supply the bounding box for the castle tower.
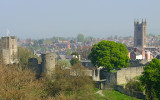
[134,19,147,48]
[0,36,18,64]
[41,53,57,77]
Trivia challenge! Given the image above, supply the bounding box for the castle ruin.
[0,36,18,64]
[41,53,57,77]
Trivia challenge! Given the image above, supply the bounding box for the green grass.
[94,93,106,100]
[94,89,142,100]
[110,70,117,73]
[93,88,99,92]
[105,70,117,73]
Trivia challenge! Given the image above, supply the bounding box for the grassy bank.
[94,89,142,100]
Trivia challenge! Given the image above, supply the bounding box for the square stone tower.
[134,19,147,48]
[0,36,18,64]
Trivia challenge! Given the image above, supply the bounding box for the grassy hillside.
[94,89,142,100]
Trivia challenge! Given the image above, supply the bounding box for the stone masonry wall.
[0,36,18,64]
[116,66,144,85]
[104,66,144,85]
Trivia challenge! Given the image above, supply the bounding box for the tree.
[76,46,92,60]
[77,34,84,42]
[57,59,71,68]
[126,78,144,92]
[140,58,160,99]
[70,58,80,66]
[18,46,35,69]
[0,52,3,65]
[38,39,44,45]
[45,63,95,99]
[88,40,129,71]
[71,52,79,56]
[0,64,46,99]
[66,49,71,55]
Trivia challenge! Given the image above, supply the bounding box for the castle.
[0,36,18,64]
[0,36,57,78]
[28,53,57,78]
[134,19,147,48]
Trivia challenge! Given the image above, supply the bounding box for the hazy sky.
[0,0,160,39]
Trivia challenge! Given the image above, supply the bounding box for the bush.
[45,63,96,99]
[0,64,46,99]
[125,79,144,92]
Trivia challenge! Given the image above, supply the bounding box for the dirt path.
[96,90,104,96]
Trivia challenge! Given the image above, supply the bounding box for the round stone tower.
[41,53,57,77]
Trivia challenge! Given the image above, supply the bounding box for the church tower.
[134,19,147,48]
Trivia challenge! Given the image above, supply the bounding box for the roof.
[134,51,142,56]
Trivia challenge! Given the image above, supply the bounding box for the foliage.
[71,52,79,56]
[0,58,96,99]
[125,78,144,92]
[0,52,3,64]
[77,34,85,42]
[0,55,141,100]
[70,58,80,66]
[66,49,71,55]
[38,39,44,45]
[0,64,46,99]
[84,36,96,44]
[102,89,140,100]
[18,46,38,70]
[76,46,92,60]
[140,58,160,99]
[88,40,129,71]
[45,63,95,99]
[18,46,35,69]
[57,59,71,68]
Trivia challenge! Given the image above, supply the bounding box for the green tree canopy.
[57,59,71,68]
[18,46,35,69]
[140,58,160,99]
[126,78,144,92]
[71,52,79,56]
[77,34,84,42]
[88,40,129,71]
[70,58,80,66]
[0,64,46,99]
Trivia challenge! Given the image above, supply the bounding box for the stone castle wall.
[103,66,144,85]
[2,49,10,64]
[116,66,144,84]
[28,58,40,72]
